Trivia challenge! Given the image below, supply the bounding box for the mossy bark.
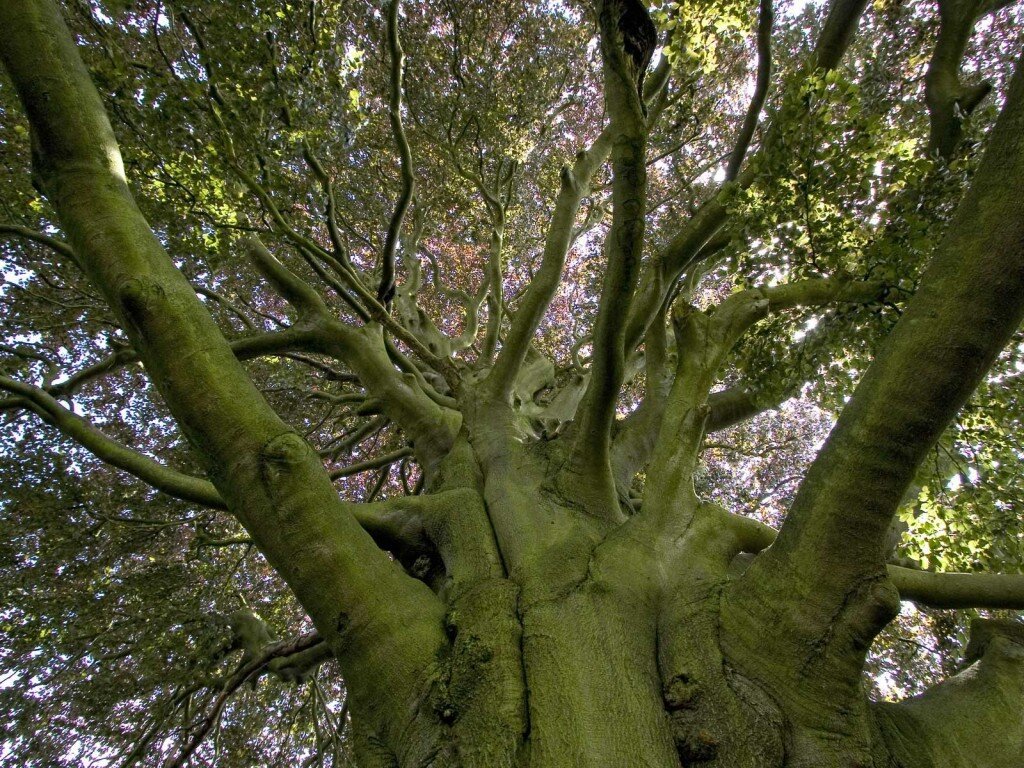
[3,2,1024,767]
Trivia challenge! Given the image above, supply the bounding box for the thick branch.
[245,236,328,318]
[728,514,1024,611]
[706,387,774,432]
[624,0,871,353]
[813,0,870,70]
[719,53,1024,756]
[749,52,1024,601]
[875,618,1024,768]
[563,0,652,514]
[925,0,993,160]
[0,3,446,755]
[887,566,1024,610]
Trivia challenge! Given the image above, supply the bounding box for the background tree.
[1,0,1023,765]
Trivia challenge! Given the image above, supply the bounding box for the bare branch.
[562,0,655,515]
[163,631,326,768]
[379,0,415,309]
[0,375,225,509]
[245,235,329,318]
[875,618,1024,768]
[813,0,870,71]
[488,128,614,398]
[725,0,773,182]
[0,222,82,269]
[925,0,994,160]
[888,567,1024,610]
[329,446,413,480]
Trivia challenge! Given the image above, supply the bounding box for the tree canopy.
[1,0,1023,766]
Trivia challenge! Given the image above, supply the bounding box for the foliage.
[1,0,1023,765]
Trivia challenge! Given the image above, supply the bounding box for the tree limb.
[742,51,1024,607]
[888,566,1024,610]
[719,50,1024,753]
[925,0,994,160]
[488,128,613,398]
[875,618,1024,767]
[245,235,329,319]
[725,0,773,182]
[379,0,415,308]
[563,0,653,515]
[0,374,226,509]
[0,4,448,755]
[727,514,1024,610]
[0,222,83,270]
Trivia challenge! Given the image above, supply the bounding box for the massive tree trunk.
[358,431,1024,768]
[2,1,1023,766]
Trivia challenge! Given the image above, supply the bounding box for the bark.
[3,2,1024,767]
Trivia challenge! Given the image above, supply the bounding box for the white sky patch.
[792,316,819,342]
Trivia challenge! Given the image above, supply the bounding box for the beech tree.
[2,0,1024,765]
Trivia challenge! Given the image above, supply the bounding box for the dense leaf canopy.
[1,0,1022,765]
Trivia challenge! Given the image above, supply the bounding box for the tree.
[1,0,1023,764]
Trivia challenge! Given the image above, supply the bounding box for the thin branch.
[379,0,415,308]
[329,446,413,480]
[725,0,773,182]
[0,375,226,509]
[0,223,83,270]
[488,128,613,398]
[162,632,325,768]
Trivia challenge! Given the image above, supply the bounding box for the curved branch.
[245,236,328,318]
[489,128,613,398]
[925,0,994,160]
[379,0,415,308]
[0,375,225,509]
[875,618,1024,768]
[563,0,652,515]
[163,631,326,768]
[725,0,773,182]
[638,279,887,522]
[0,223,82,269]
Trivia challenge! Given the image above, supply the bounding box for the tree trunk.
[2,2,1023,766]
[342,433,1024,768]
